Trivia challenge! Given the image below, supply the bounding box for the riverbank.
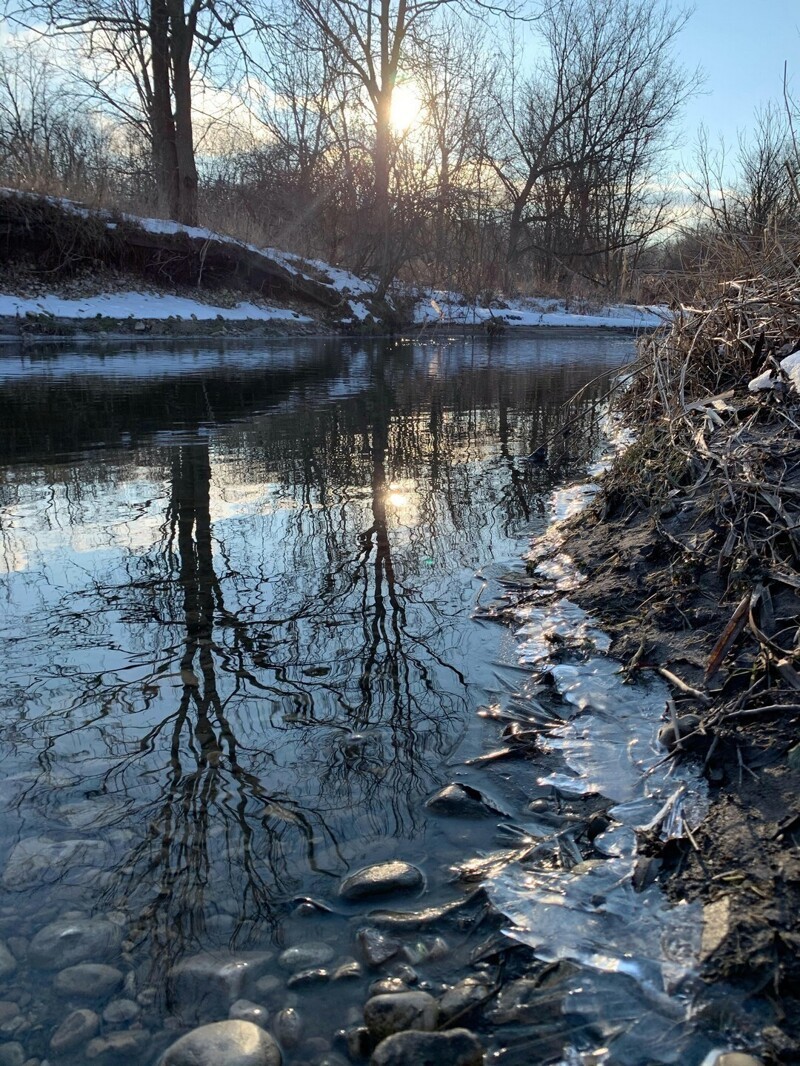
[0,189,664,340]
[556,280,800,1062]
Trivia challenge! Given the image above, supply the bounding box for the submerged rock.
[363,991,438,1041]
[50,1008,100,1054]
[339,862,424,901]
[0,943,16,981]
[29,919,123,970]
[159,1020,281,1066]
[356,927,401,968]
[425,784,502,818]
[229,999,270,1027]
[370,1028,484,1065]
[169,951,274,1022]
[273,1007,303,1047]
[54,963,124,998]
[277,943,334,972]
[2,836,112,890]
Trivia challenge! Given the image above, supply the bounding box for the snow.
[413,292,667,330]
[0,188,665,330]
[0,291,312,323]
[748,349,800,393]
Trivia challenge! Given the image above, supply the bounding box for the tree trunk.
[150,0,180,219]
[168,1,199,226]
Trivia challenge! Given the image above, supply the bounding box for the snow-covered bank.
[415,292,667,330]
[0,290,312,323]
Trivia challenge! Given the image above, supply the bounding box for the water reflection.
[0,333,631,1054]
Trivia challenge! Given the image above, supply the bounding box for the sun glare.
[390,83,423,134]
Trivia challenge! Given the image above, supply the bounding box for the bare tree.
[490,0,696,291]
[4,0,250,224]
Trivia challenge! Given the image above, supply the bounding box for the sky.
[676,0,799,152]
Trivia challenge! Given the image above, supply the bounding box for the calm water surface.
[0,333,632,1062]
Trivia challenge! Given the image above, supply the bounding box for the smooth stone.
[50,1008,100,1054]
[273,1008,303,1048]
[657,714,704,753]
[86,1030,150,1060]
[0,1003,20,1025]
[0,1046,24,1066]
[363,991,439,1042]
[332,960,363,981]
[438,976,492,1023]
[357,928,401,968]
[339,863,424,902]
[2,838,113,891]
[29,920,123,971]
[101,998,140,1025]
[370,1028,484,1065]
[54,963,124,998]
[346,1027,375,1060]
[705,1056,763,1066]
[254,975,282,1001]
[286,968,329,989]
[425,785,492,817]
[0,943,16,981]
[168,951,274,1022]
[229,1000,270,1027]
[277,944,334,972]
[159,1020,282,1066]
[369,978,408,996]
[6,938,27,961]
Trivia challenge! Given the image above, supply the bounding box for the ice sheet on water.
[515,600,610,667]
[488,856,702,994]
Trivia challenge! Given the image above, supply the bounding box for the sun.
[390,83,423,134]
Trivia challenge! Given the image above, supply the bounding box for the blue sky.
[677,0,799,149]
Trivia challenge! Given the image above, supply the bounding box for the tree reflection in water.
[0,335,629,991]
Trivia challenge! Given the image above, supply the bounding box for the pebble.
[370,1028,484,1065]
[425,784,496,817]
[28,919,123,970]
[438,976,492,1023]
[0,1004,20,1025]
[49,1008,100,1054]
[356,928,401,968]
[273,1007,303,1047]
[1,838,112,891]
[657,714,705,754]
[369,978,408,996]
[168,951,274,1022]
[701,1055,763,1066]
[345,1026,374,1060]
[286,968,330,989]
[159,1020,282,1066]
[332,960,362,981]
[229,1000,270,1027]
[363,991,439,1041]
[0,1045,25,1066]
[54,963,124,998]
[86,1030,150,1060]
[338,863,424,902]
[0,943,16,980]
[277,943,334,972]
[101,998,140,1025]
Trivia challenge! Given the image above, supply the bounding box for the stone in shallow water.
[277,943,335,972]
[363,991,438,1042]
[273,1007,303,1048]
[168,951,274,1023]
[356,927,401,968]
[50,1008,100,1054]
[159,1020,282,1066]
[86,1029,151,1061]
[28,919,123,970]
[425,784,498,817]
[1,836,112,891]
[102,998,140,1025]
[0,1043,24,1066]
[54,963,124,998]
[0,943,16,980]
[339,863,424,902]
[370,1028,484,1066]
[229,999,270,1027]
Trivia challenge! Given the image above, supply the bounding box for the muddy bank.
[554,288,800,1062]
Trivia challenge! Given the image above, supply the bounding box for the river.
[0,332,723,1066]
